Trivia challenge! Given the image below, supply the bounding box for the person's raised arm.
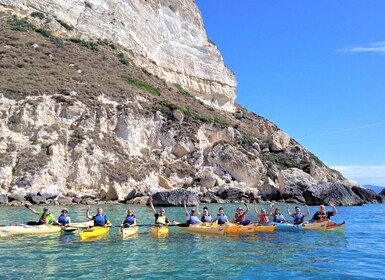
[244,202,250,216]
[149,196,156,214]
[196,202,202,216]
[268,201,275,216]
[86,205,93,220]
[25,204,38,215]
[183,200,189,217]
[286,205,292,217]
[329,202,337,215]
[253,199,260,217]
[303,204,310,217]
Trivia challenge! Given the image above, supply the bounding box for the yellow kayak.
[225,223,241,234]
[326,221,346,232]
[183,223,228,235]
[0,224,62,237]
[119,226,139,239]
[150,225,169,237]
[62,221,94,232]
[254,224,276,233]
[238,224,255,234]
[79,226,110,240]
[302,220,328,231]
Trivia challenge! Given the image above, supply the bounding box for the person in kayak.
[56,208,71,226]
[120,209,137,228]
[233,202,251,225]
[310,202,337,224]
[184,201,202,225]
[286,204,310,225]
[196,204,213,223]
[253,199,270,224]
[86,206,111,227]
[25,205,55,225]
[149,196,169,226]
[214,207,229,225]
[268,201,286,223]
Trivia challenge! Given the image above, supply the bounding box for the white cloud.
[317,121,385,136]
[337,41,385,53]
[331,165,385,186]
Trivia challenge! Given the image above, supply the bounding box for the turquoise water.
[0,203,384,279]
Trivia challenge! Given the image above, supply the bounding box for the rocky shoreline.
[1,186,384,207]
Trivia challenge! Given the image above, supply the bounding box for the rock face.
[0,5,379,206]
[0,0,237,111]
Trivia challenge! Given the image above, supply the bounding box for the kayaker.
[253,199,270,224]
[149,196,169,226]
[196,203,213,223]
[268,201,286,223]
[121,209,137,228]
[184,201,202,225]
[286,204,310,225]
[25,205,55,225]
[310,202,337,224]
[56,208,71,226]
[86,206,111,227]
[214,207,229,225]
[233,202,251,225]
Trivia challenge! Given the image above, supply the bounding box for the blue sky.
[195,0,385,186]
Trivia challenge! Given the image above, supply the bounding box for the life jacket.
[58,214,70,225]
[156,214,166,225]
[235,212,246,223]
[188,215,201,225]
[317,211,328,222]
[93,214,107,226]
[201,214,213,223]
[259,214,269,223]
[274,214,285,223]
[217,214,228,225]
[124,214,135,225]
[293,213,304,224]
[39,212,55,224]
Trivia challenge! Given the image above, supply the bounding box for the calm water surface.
[0,203,384,279]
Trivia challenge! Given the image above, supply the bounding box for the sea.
[0,203,384,280]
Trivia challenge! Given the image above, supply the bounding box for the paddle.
[133,223,190,227]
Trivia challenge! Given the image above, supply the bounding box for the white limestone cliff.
[0,0,237,111]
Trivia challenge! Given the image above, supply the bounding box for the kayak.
[62,221,94,232]
[183,224,228,235]
[0,224,62,237]
[302,220,328,231]
[326,221,346,232]
[225,223,241,234]
[150,225,169,237]
[254,224,276,233]
[79,226,110,240]
[119,226,139,239]
[269,222,302,231]
[238,224,255,234]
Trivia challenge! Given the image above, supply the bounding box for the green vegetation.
[309,152,325,167]
[121,75,161,97]
[57,19,74,31]
[30,12,45,20]
[97,38,116,49]
[117,52,129,65]
[240,133,255,146]
[9,16,64,47]
[263,152,302,169]
[70,38,98,51]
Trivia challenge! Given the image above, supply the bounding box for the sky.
[195,0,385,186]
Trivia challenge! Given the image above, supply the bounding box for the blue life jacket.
[201,214,213,223]
[58,214,70,225]
[188,215,201,225]
[274,214,285,223]
[93,214,107,226]
[124,214,135,225]
[217,214,227,225]
[293,213,304,224]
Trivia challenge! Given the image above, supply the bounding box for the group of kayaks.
[0,219,345,240]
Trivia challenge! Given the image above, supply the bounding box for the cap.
[160,208,165,212]
[61,208,68,212]
[203,206,208,210]
[237,207,243,210]
[191,209,196,212]
[43,207,49,211]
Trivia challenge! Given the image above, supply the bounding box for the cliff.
[0,1,381,206]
